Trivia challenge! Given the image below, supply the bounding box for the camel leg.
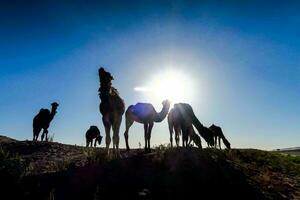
[102,117,111,155]
[87,139,91,147]
[187,126,193,148]
[94,139,97,147]
[33,127,41,141]
[144,123,149,151]
[169,123,173,148]
[214,136,218,148]
[41,129,44,141]
[168,114,174,148]
[112,116,122,157]
[170,131,173,148]
[182,132,185,147]
[181,127,184,147]
[105,125,111,154]
[41,129,48,141]
[174,126,181,147]
[182,127,188,147]
[147,122,154,152]
[219,137,221,149]
[124,114,134,151]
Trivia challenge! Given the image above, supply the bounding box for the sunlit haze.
[134,69,195,107]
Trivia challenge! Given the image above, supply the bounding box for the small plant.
[0,147,26,181]
[153,144,170,162]
[83,148,111,164]
[0,146,9,160]
[53,158,75,171]
[48,134,54,142]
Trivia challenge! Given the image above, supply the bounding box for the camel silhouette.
[209,124,231,149]
[32,102,59,141]
[168,103,215,147]
[124,100,171,152]
[85,126,102,147]
[168,107,202,148]
[98,67,125,156]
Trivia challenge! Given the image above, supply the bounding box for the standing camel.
[33,102,59,141]
[124,100,171,152]
[98,67,125,156]
[168,103,214,148]
[209,124,231,149]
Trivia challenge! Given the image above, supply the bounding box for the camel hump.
[89,126,100,133]
[131,103,154,117]
[86,126,101,138]
[209,124,223,135]
[39,109,50,117]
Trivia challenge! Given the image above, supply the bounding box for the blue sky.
[0,0,299,149]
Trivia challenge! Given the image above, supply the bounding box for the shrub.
[0,147,26,181]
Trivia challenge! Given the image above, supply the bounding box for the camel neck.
[50,107,57,118]
[154,104,170,122]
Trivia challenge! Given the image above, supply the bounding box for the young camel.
[85,126,103,147]
[209,124,231,149]
[98,67,125,156]
[124,100,171,152]
[33,102,59,141]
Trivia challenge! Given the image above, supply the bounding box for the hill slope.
[0,135,299,200]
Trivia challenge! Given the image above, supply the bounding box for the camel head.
[96,135,103,145]
[51,102,59,110]
[223,138,231,149]
[99,67,114,82]
[162,99,171,109]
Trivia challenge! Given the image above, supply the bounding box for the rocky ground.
[0,135,299,200]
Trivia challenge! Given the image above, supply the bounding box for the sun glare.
[134,69,194,105]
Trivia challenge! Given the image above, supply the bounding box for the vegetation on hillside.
[0,136,299,199]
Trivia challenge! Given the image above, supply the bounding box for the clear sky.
[1,0,299,150]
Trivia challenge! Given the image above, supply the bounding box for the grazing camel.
[85,126,103,147]
[209,124,231,149]
[124,100,171,152]
[168,103,214,148]
[98,67,125,156]
[168,107,202,148]
[33,102,59,141]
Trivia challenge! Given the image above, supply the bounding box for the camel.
[168,107,202,148]
[209,124,231,149]
[124,99,171,152]
[85,126,103,147]
[98,67,125,156]
[33,102,59,141]
[168,103,214,148]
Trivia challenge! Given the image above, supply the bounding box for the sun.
[151,70,188,102]
[135,69,194,105]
